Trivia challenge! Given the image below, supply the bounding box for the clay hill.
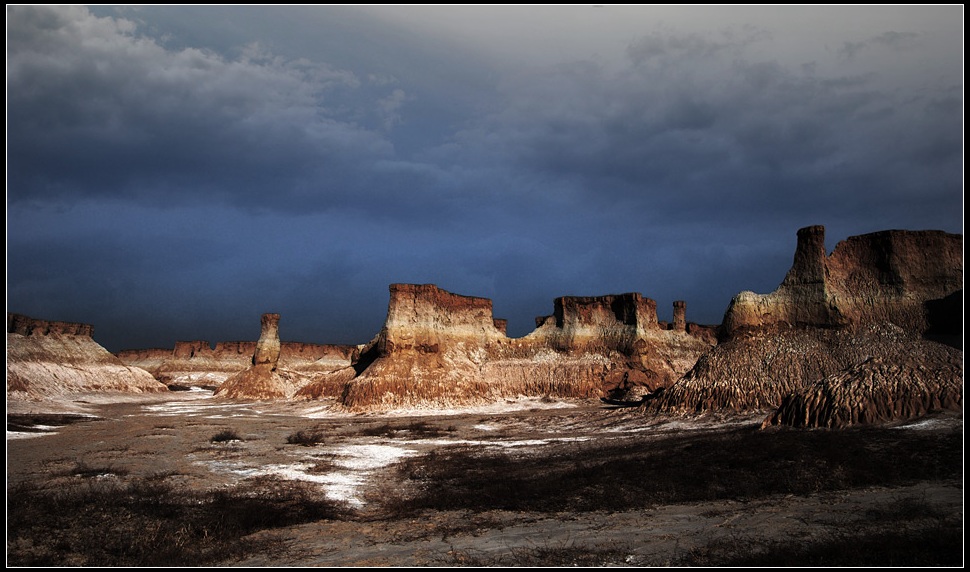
[646,225,963,428]
[6,313,168,399]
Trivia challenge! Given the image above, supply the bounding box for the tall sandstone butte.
[338,284,714,410]
[648,225,963,427]
[7,313,168,398]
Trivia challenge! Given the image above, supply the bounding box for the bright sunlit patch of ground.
[140,399,260,417]
[894,417,958,431]
[196,443,419,508]
[364,396,580,418]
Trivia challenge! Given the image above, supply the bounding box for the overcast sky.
[7,5,964,352]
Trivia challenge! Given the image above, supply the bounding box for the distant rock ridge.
[8,313,95,337]
[336,284,714,410]
[6,313,168,399]
[647,225,963,427]
[117,337,357,389]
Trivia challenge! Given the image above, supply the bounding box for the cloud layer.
[7,6,963,352]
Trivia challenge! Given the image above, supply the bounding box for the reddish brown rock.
[253,313,281,367]
[213,314,357,399]
[7,313,168,399]
[339,284,714,410]
[130,341,253,388]
[723,226,963,337]
[647,226,963,425]
[672,300,686,332]
[118,335,356,390]
[762,347,963,429]
[217,314,298,399]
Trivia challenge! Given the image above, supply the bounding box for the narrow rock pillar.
[673,301,687,332]
[253,313,281,370]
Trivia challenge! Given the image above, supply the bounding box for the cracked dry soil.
[6,392,964,567]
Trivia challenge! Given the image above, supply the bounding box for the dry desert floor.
[6,390,964,567]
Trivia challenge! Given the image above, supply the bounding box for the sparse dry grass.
[6,398,962,568]
[387,424,962,513]
[677,516,962,566]
[6,476,348,567]
[356,420,454,438]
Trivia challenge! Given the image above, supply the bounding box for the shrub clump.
[286,430,325,446]
[210,429,242,443]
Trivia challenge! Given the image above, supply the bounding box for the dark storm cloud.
[6,6,428,217]
[6,6,963,352]
[453,26,962,232]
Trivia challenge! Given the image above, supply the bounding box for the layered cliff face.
[339,284,509,408]
[722,225,963,336]
[339,284,714,410]
[648,226,963,426]
[7,313,168,399]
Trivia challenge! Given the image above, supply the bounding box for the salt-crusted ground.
[6,390,963,566]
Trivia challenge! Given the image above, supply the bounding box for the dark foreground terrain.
[6,392,964,567]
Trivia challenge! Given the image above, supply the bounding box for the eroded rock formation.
[215,313,297,399]
[338,284,714,410]
[762,342,963,429]
[7,313,168,399]
[647,226,963,426]
[723,225,963,336]
[213,314,357,399]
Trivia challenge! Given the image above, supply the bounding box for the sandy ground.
[6,391,964,566]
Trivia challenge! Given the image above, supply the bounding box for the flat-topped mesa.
[7,313,94,337]
[531,293,660,353]
[723,225,963,337]
[380,283,506,352]
[7,312,167,398]
[341,285,715,410]
[253,313,281,368]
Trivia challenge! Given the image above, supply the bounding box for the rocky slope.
[7,313,168,399]
[762,343,963,429]
[647,226,963,425]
